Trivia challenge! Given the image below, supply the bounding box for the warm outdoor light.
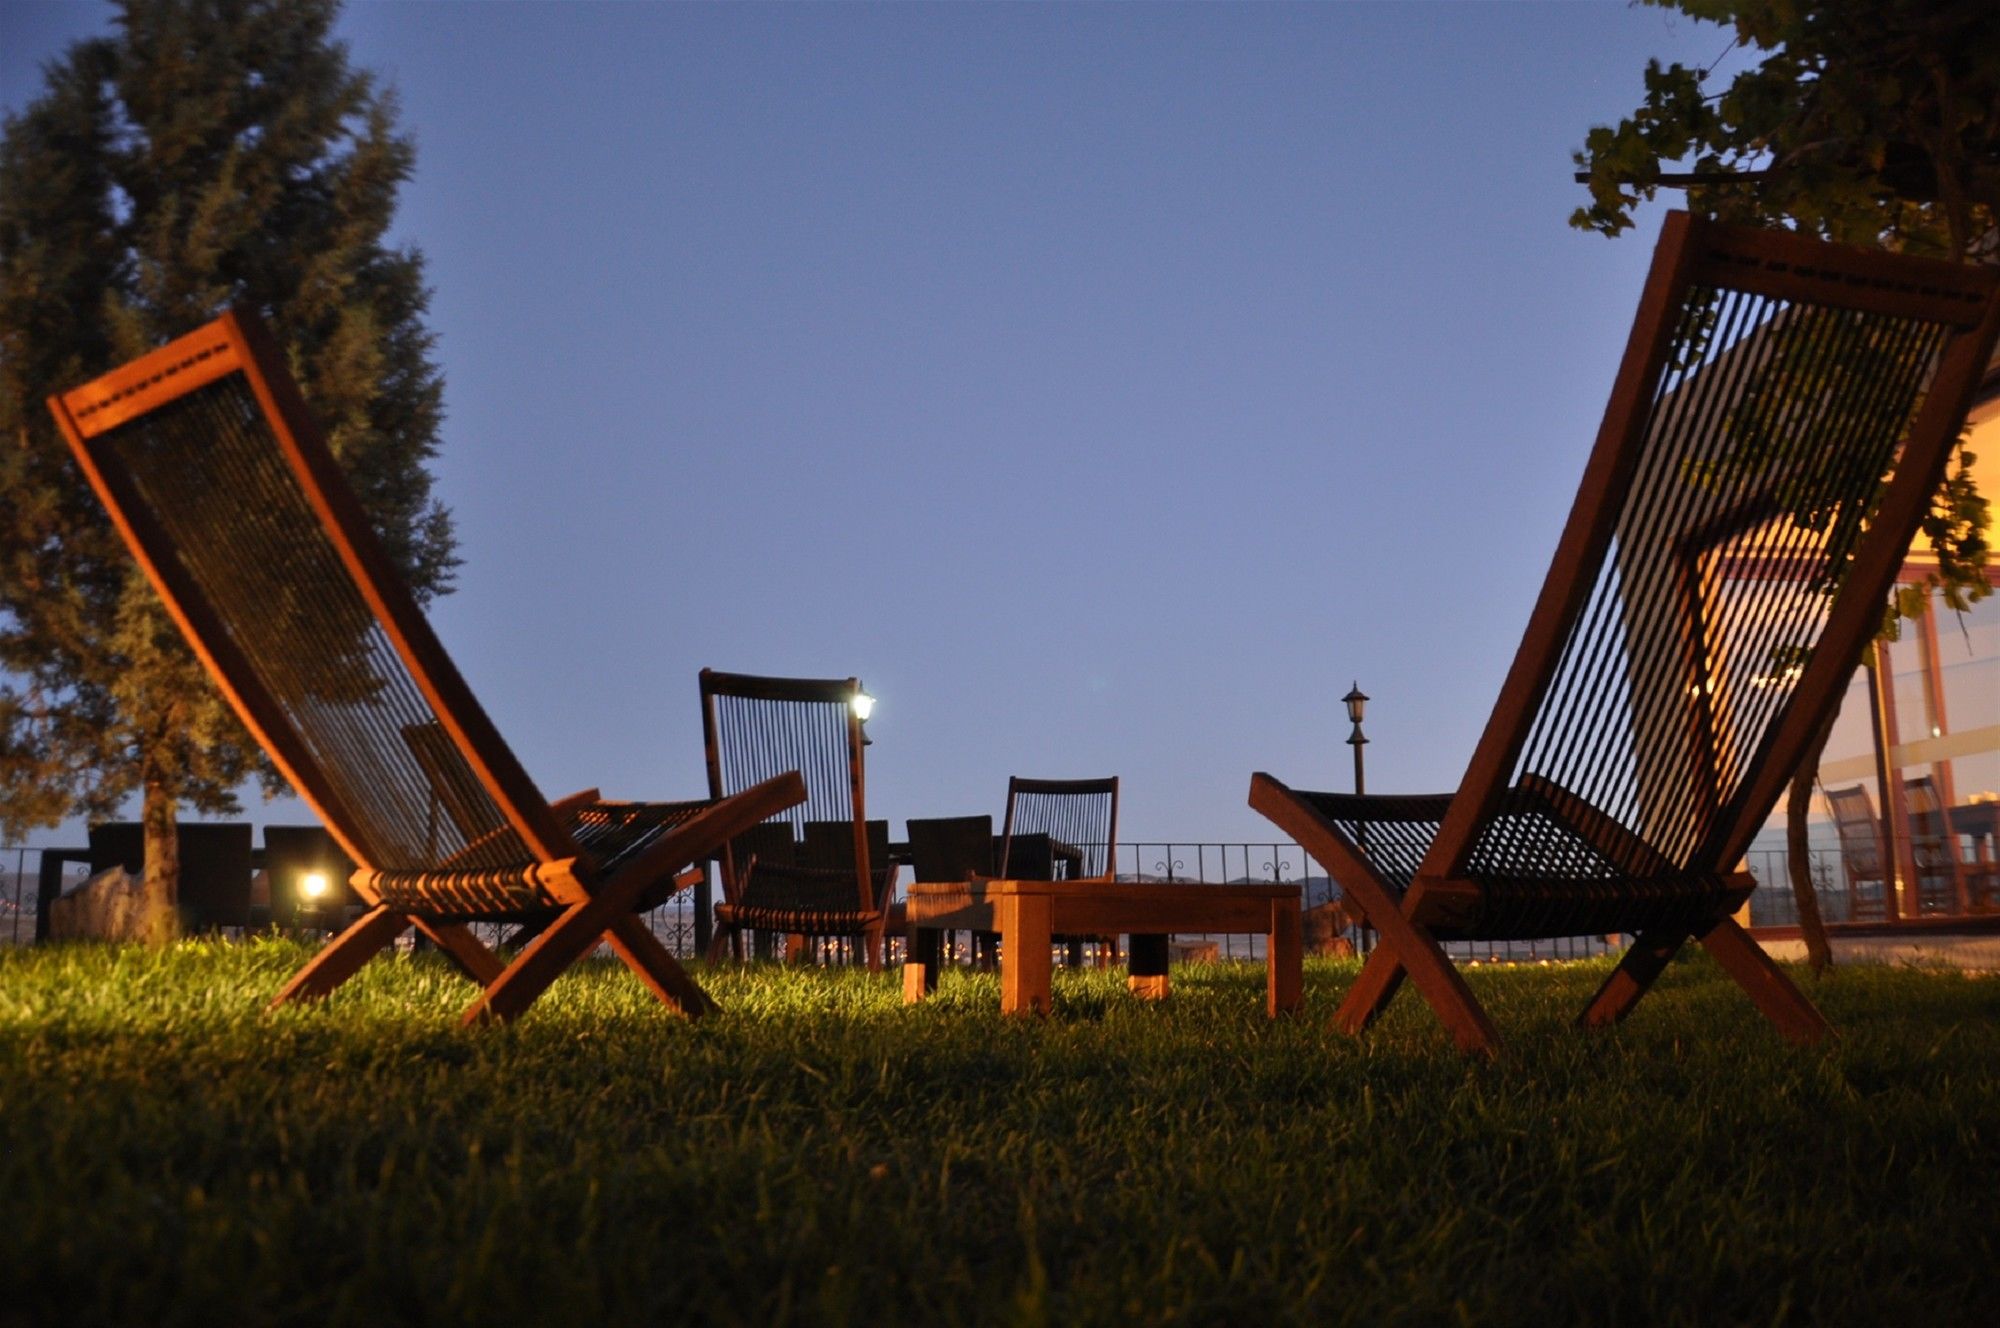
[852,688,876,746]
[299,870,330,900]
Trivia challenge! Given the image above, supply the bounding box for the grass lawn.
[1,942,1997,1326]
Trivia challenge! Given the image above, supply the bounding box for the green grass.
[1,943,1997,1326]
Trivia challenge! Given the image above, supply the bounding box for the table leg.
[1268,897,1302,1017]
[903,925,942,1003]
[1127,932,1170,1000]
[999,893,1053,1016]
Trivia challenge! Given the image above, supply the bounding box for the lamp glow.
[851,691,876,722]
[300,870,330,900]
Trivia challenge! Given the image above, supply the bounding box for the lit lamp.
[299,870,330,902]
[1342,682,1369,796]
[851,688,876,745]
[1343,682,1373,951]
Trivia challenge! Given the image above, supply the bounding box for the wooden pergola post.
[1868,640,1918,921]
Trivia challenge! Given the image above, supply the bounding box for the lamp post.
[1343,681,1372,956]
[1343,682,1369,795]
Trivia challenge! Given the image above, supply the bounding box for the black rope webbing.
[711,694,855,831]
[1003,788,1115,878]
[1484,291,1946,889]
[1308,281,1956,939]
[107,376,529,873]
[709,689,882,913]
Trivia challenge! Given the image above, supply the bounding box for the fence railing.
[0,840,1902,960]
[1741,847,1847,927]
[1,846,92,947]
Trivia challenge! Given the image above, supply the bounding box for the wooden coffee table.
[902,880,1302,1016]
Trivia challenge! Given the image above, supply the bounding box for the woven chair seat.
[733,862,894,916]
[1448,875,1743,941]
[568,799,711,874]
[715,902,887,935]
[368,798,718,920]
[1293,786,1737,938]
[369,864,564,918]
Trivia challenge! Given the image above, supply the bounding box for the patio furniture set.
[1826,780,1999,920]
[48,213,2000,1051]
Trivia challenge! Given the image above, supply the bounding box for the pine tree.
[0,0,456,941]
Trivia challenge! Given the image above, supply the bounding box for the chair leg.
[1252,776,1502,1054]
[1697,916,1834,1045]
[1332,923,1498,1056]
[605,913,718,1017]
[1332,943,1407,1035]
[460,896,623,1026]
[1577,927,1688,1029]
[269,905,410,1007]
[413,919,508,987]
[1388,927,1500,1056]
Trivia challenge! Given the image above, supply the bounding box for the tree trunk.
[139,763,180,948]
[1786,712,1837,975]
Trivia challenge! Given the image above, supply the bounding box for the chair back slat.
[49,311,571,874]
[1000,777,1118,879]
[1826,784,1882,874]
[1903,775,1951,865]
[1431,215,2000,884]
[700,670,872,906]
[1903,775,1964,911]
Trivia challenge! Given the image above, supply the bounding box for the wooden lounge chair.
[1251,213,2000,1054]
[1826,785,1891,922]
[700,669,896,969]
[49,309,804,1024]
[1000,776,1120,967]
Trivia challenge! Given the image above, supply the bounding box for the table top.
[909,879,1297,902]
[906,879,1300,934]
[1949,802,1999,836]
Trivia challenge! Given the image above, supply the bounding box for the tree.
[0,0,456,942]
[1573,0,1997,971]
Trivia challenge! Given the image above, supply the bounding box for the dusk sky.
[3,1,1745,848]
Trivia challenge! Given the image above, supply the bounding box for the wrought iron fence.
[1741,847,1847,926]
[0,838,1882,962]
[1,846,92,946]
[1108,842,1619,962]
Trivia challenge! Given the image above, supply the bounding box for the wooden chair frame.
[51,309,804,1024]
[1902,774,1968,915]
[699,669,894,970]
[1251,213,2000,1054]
[1825,784,1891,922]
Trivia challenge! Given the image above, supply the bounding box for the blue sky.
[2,1,1742,847]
